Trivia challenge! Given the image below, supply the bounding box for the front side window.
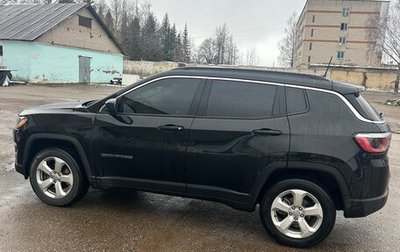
[118,78,201,115]
[204,80,277,118]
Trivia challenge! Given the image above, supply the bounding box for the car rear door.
[186,79,290,202]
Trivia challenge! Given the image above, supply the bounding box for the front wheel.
[29,148,89,206]
[259,179,336,248]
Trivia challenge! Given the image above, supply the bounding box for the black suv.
[14,67,391,248]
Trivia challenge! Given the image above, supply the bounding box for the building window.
[308,56,311,63]
[312,15,316,23]
[78,16,92,28]
[309,42,313,50]
[311,29,314,37]
[339,36,346,44]
[340,23,348,31]
[337,51,345,60]
[0,45,3,56]
[342,8,350,17]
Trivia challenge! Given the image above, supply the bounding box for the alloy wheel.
[270,189,323,239]
[35,156,74,199]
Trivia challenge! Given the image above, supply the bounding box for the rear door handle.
[158,124,185,132]
[252,128,282,136]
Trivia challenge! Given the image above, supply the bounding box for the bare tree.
[278,12,298,68]
[214,24,230,64]
[369,0,400,93]
[197,38,216,64]
[245,48,259,67]
[196,24,239,65]
[225,35,239,65]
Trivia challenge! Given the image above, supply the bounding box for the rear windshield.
[345,93,381,121]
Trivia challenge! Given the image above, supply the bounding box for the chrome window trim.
[112,75,385,124]
[284,84,385,124]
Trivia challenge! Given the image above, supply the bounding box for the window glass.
[342,8,350,17]
[340,23,348,31]
[79,16,92,28]
[0,45,3,56]
[345,93,381,121]
[118,78,201,115]
[205,80,277,118]
[286,87,307,114]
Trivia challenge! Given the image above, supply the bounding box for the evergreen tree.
[173,33,183,62]
[127,16,142,60]
[120,12,130,52]
[164,23,177,61]
[95,3,105,21]
[160,14,172,61]
[141,13,162,61]
[104,10,114,33]
[182,23,191,63]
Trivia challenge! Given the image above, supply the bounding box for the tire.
[259,179,336,248]
[29,148,89,206]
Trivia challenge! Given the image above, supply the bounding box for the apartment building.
[294,0,389,68]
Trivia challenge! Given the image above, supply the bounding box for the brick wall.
[124,60,185,77]
[36,8,121,54]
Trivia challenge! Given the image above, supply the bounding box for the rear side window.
[204,80,277,118]
[345,93,381,121]
[286,87,308,114]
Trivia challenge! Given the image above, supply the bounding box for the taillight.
[355,132,391,154]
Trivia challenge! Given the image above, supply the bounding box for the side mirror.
[105,98,117,116]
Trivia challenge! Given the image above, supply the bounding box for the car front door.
[93,77,205,192]
[186,79,290,202]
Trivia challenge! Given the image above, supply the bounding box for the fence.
[123,60,399,91]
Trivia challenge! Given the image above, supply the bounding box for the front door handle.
[158,124,185,132]
[252,128,282,136]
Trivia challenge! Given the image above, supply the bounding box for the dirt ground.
[0,84,399,251]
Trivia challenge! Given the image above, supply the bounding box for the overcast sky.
[149,0,307,66]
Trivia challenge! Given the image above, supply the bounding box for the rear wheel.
[260,179,336,248]
[29,148,89,206]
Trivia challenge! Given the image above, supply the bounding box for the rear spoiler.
[332,81,365,95]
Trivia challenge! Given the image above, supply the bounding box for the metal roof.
[0,3,124,54]
[0,3,87,41]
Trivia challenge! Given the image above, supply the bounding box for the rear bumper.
[344,188,388,218]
